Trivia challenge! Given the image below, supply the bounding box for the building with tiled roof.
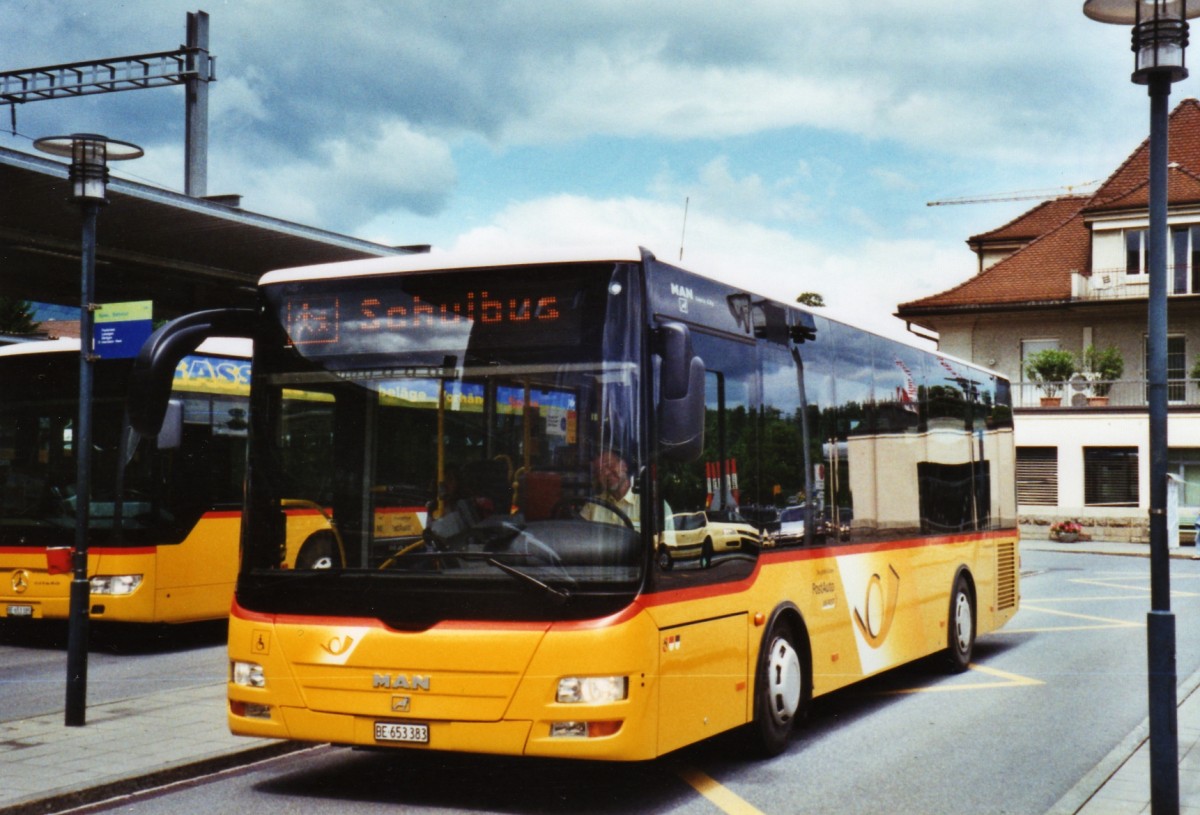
[896,98,1200,544]
[965,194,1090,274]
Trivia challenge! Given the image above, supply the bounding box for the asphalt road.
[10,546,1200,814]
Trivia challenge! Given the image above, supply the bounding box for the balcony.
[1074,267,1200,301]
[1015,379,1200,408]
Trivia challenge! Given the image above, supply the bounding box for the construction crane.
[926,180,1099,206]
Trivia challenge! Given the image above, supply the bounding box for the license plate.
[6,605,33,618]
[374,722,429,744]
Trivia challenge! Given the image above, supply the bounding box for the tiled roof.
[967,195,1090,243]
[899,98,1200,317]
[1086,163,1200,212]
[901,209,1089,311]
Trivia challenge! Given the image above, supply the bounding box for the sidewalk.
[0,540,1196,815]
[0,682,303,815]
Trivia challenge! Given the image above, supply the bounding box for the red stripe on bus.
[229,527,1017,632]
[0,546,159,555]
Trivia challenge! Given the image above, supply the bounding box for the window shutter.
[1084,447,1139,507]
[1016,447,1057,506]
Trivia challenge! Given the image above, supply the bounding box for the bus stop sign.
[94,301,153,360]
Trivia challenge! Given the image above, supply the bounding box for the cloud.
[650,156,816,226]
[0,0,1160,333]
[205,119,457,227]
[442,191,960,345]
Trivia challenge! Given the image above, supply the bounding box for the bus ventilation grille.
[996,541,1017,610]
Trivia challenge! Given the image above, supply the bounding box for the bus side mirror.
[657,322,705,462]
[128,308,258,437]
[156,400,184,450]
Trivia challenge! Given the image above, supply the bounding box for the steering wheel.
[551,496,635,530]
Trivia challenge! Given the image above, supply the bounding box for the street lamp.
[33,133,142,728]
[1082,2,1199,812]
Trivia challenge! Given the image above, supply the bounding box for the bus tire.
[944,572,975,673]
[296,532,339,570]
[750,615,806,757]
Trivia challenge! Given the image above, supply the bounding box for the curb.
[0,741,317,815]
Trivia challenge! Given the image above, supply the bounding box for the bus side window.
[656,332,758,578]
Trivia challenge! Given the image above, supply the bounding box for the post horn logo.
[853,565,900,648]
[321,635,354,656]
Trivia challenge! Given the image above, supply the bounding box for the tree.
[0,298,38,335]
[796,292,825,307]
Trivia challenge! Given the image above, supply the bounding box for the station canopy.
[0,145,414,318]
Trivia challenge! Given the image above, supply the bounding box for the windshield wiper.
[486,557,571,605]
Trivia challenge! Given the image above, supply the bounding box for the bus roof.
[0,337,79,356]
[255,246,1003,381]
[0,336,250,359]
[259,246,647,286]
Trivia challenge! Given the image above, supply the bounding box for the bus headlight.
[556,676,628,704]
[89,575,143,595]
[231,661,265,688]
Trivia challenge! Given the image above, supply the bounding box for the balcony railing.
[1074,267,1200,301]
[1015,379,1200,408]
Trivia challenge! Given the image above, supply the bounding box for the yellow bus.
[131,248,1019,758]
[0,337,256,624]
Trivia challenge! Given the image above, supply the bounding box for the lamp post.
[33,133,143,727]
[1083,3,1198,812]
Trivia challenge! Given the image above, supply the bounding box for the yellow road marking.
[888,662,1043,694]
[1023,595,1150,603]
[1059,577,1200,598]
[1014,603,1143,631]
[677,766,767,815]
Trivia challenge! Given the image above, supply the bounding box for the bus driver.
[583,450,640,529]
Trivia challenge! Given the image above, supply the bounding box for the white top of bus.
[256,246,1000,379]
[0,335,251,358]
[259,246,647,285]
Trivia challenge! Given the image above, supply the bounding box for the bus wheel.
[751,619,804,756]
[296,532,339,570]
[944,573,975,673]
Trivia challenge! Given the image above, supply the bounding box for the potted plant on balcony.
[1083,344,1124,406]
[1024,349,1076,406]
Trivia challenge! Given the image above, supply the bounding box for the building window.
[1170,226,1200,294]
[1016,447,1057,506]
[1127,228,1146,276]
[1084,447,1139,507]
[1143,334,1186,402]
[1020,339,1060,380]
[1169,448,1200,508]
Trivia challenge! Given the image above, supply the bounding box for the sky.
[0,1,1185,343]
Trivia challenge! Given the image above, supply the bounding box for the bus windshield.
[0,346,248,548]
[242,261,647,623]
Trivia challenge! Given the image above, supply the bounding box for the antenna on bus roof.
[679,197,690,261]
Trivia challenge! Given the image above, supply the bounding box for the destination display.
[269,273,602,359]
